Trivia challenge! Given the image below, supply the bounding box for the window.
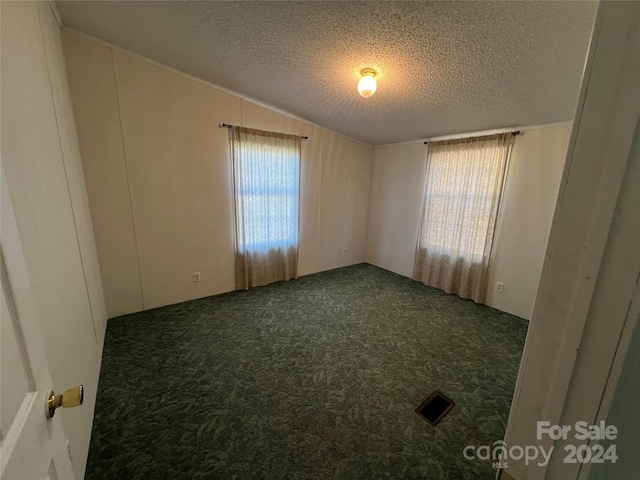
[231,127,301,289]
[419,151,505,262]
[235,145,299,252]
[413,134,511,303]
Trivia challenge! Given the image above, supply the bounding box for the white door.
[1,170,76,479]
[1,1,107,477]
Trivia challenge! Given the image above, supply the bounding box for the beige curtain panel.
[232,127,301,290]
[413,133,511,303]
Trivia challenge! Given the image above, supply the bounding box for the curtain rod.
[423,130,521,145]
[219,123,308,140]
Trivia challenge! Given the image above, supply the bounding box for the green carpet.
[86,263,528,479]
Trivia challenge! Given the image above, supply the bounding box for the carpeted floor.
[86,263,528,479]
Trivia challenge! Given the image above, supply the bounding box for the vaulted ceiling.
[56,1,597,145]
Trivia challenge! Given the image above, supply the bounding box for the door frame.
[501,2,640,479]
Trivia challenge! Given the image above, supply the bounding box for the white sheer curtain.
[232,127,301,290]
[413,133,511,303]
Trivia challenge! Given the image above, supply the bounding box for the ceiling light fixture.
[358,68,377,98]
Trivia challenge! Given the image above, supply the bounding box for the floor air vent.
[416,391,455,426]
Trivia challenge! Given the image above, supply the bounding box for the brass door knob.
[46,385,84,419]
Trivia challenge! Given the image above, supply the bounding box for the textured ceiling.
[56,1,597,145]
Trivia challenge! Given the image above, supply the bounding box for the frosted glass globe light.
[358,69,377,98]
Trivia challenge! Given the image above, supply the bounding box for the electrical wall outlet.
[193,272,201,283]
[495,282,504,293]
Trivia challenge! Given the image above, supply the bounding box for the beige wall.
[366,123,572,320]
[365,142,428,278]
[1,2,107,477]
[61,35,144,315]
[62,30,373,317]
[61,30,571,323]
[486,123,572,318]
